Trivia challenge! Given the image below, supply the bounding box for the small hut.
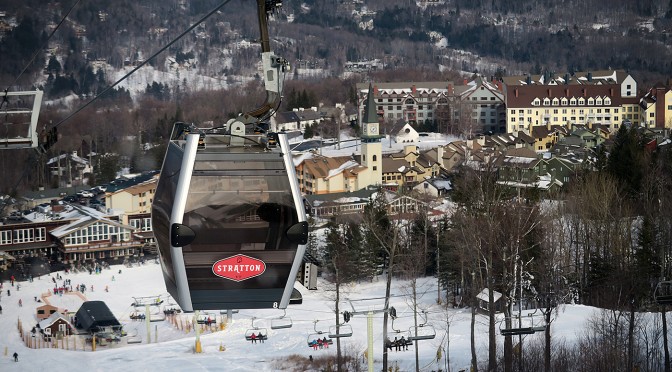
[74,301,122,334]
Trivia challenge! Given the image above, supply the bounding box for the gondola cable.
[50,0,235,131]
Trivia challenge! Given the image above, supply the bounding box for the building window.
[35,227,46,242]
[0,230,11,245]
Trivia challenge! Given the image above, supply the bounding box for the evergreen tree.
[286,88,298,110]
[606,125,647,197]
[635,215,662,291]
[96,154,120,184]
[303,123,314,139]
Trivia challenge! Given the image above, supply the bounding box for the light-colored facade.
[640,86,672,129]
[296,155,363,195]
[457,77,506,134]
[503,70,640,134]
[105,178,157,219]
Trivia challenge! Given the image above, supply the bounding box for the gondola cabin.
[152,122,308,312]
[0,90,43,150]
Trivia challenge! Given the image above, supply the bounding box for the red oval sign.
[212,254,266,282]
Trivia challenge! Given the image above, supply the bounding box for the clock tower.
[361,83,382,186]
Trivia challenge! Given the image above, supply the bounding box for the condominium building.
[502,70,640,134]
[356,77,506,135]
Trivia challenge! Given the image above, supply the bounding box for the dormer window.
[561,97,568,105]
[543,98,550,106]
[587,97,594,105]
[604,97,611,105]
[532,98,540,106]
[596,97,603,105]
[578,97,585,105]
[570,97,577,105]
[552,98,559,105]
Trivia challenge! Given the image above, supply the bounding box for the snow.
[0,261,608,371]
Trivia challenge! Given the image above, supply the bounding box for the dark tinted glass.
[182,150,299,293]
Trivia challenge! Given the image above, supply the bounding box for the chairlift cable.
[50,0,235,131]
[5,0,82,92]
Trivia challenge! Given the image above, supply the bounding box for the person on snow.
[13,352,18,362]
[250,332,257,344]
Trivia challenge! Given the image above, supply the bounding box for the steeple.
[363,83,378,124]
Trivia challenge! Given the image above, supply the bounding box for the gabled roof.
[49,208,132,238]
[300,155,358,179]
[502,69,629,87]
[109,179,156,197]
[274,111,300,124]
[38,312,71,329]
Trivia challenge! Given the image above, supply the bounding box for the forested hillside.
[2,0,672,93]
[1,0,672,193]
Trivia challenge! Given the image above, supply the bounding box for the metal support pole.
[194,310,202,353]
[145,304,151,344]
[367,311,374,372]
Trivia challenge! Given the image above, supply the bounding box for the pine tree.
[606,125,647,197]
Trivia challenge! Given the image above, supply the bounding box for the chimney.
[526,75,531,85]
[412,84,417,94]
[547,88,552,97]
[463,79,468,85]
[565,88,570,97]
[447,84,453,95]
[583,88,586,97]
[515,88,518,98]
[587,72,592,82]
[564,73,570,84]
[374,85,378,95]
[609,88,614,97]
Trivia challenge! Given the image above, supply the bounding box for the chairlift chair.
[244,317,268,341]
[196,313,217,325]
[126,329,142,344]
[270,309,293,330]
[655,281,672,306]
[407,324,436,341]
[499,312,547,336]
[328,324,353,339]
[405,309,435,341]
[307,320,332,347]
